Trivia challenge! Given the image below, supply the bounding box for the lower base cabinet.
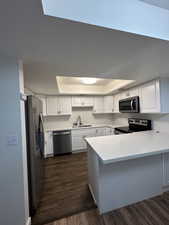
[88,149,169,214]
[72,127,114,152]
[45,127,115,156]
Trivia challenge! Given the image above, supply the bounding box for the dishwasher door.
[53,130,72,155]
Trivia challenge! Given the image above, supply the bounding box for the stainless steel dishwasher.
[53,130,72,155]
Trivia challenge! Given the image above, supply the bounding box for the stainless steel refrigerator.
[25,96,44,216]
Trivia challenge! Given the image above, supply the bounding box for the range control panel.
[128,118,152,128]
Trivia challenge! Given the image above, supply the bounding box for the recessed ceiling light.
[80,78,97,85]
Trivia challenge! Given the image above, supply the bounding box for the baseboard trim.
[26,217,31,225]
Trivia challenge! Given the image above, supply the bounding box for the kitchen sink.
[79,124,92,127]
[73,124,92,128]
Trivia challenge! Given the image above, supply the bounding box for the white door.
[104,96,114,113]
[140,80,160,113]
[105,127,114,135]
[114,94,121,113]
[72,96,81,107]
[81,96,93,107]
[93,97,104,113]
[58,96,72,115]
[46,97,58,115]
[95,128,106,136]
[72,128,95,152]
[72,130,86,152]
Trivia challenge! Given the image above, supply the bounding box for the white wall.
[0,55,29,225]
[42,0,169,41]
[44,108,114,130]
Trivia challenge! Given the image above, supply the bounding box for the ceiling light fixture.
[80,78,97,85]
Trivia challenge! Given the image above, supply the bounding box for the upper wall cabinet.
[121,88,139,99]
[139,79,169,113]
[112,79,169,114]
[113,93,121,113]
[93,96,104,113]
[72,96,93,107]
[104,96,114,113]
[46,96,72,116]
[93,96,114,114]
[140,80,160,113]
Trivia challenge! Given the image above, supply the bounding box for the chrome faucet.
[76,115,82,126]
[73,115,82,127]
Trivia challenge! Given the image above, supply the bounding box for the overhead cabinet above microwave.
[119,78,169,113]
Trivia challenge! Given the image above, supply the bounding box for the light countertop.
[85,131,169,164]
[45,124,124,132]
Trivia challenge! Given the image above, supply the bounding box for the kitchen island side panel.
[87,145,100,207]
[98,154,163,214]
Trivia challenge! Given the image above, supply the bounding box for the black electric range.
[114,118,152,135]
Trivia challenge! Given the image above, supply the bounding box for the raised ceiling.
[58,77,110,86]
[56,76,134,95]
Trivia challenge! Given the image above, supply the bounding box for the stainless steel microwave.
[119,96,139,113]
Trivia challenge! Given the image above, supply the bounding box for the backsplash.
[44,105,169,132]
[44,108,114,130]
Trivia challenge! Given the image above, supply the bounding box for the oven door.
[119,96,139,113]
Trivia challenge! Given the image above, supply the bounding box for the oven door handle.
[131,99,134,110]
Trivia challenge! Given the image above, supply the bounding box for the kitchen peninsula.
[86,131,169,214]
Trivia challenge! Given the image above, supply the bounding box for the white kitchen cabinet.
[81,96,93,107]
[121,88,139,99]
[36,95,47,116]
[163,153,169,187]
[95,127,106,136]
[93,96,104,113]
[72,127,113,152]
[46,96,72,116]
[72,96,81,107]
[105,127,114,135]
[44,131,53,157]
[72,128,95,152]
[113,93,122,113]
[140,80,160,113]
[72,96,93,107]
[58,96,72,115]
[46,97,58,115]
[104,96,114,113]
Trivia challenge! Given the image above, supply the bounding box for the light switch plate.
[7,135,18,146]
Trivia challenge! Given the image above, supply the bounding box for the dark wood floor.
[32,152,96,225]
[46,193,169,225]
[33,152,169,225]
